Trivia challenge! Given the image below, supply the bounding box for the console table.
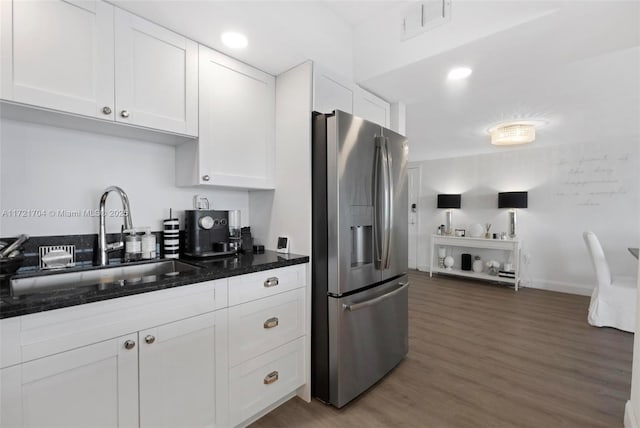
[429,235,522,291]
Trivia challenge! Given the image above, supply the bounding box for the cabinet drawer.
[229,337,305,427]
[1,279,227,366]
[229,288,305,366]
[228,264,306,306]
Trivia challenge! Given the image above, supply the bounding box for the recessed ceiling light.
[221,32,248,49]
[447,67,472,80]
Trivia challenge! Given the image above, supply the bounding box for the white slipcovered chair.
[583,231,636,333]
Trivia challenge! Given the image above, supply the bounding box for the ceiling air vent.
[401,0,452,41]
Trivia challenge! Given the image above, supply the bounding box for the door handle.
[342,282,409,312]
[383,137,393,270]
[373,136,387,269]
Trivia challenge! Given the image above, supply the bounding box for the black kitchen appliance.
[184,210,235,257]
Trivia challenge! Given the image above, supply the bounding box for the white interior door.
[408,167,420,270]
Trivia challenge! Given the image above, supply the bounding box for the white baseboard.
[416,264,429,272]
[412,269,593,297]
[625,400,638,428]
[525,279,593,296]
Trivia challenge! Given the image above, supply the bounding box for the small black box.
[461,253,472,271]
[253,245,265,253]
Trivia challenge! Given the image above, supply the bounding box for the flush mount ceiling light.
[489,122,536,146]
[221,31,248,49]
[447,67,472,80]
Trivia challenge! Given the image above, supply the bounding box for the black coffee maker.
[184,210,235,257]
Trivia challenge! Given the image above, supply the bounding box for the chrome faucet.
[98,186,133,266]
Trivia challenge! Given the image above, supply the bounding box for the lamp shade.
[498,191,528,209]
[437,194,461,209]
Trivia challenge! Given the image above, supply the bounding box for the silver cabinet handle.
[144,335,155,344]
[343,282,409,312]
[120,110,129,118]
[263,317,279,329]
[124,340,136,350]
[202,175,210,182]
[102,106,112,115]
[264,371,279,385]
[264,277,279,288]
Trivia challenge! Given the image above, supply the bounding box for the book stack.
[498,270,515,279]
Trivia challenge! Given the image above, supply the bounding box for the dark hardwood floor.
[251,271,633,428]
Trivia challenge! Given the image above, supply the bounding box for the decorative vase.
[444,256,454,270]
[472,257,483,273]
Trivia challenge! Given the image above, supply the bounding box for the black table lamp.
[437,194,461,235]
[498,191,528,238]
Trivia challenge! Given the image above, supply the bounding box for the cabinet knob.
[144,335,156,344]
[120,110,130,118]
[124,340,136,350]
[263,317,279,329]
[263,277,279,288]
[264,371,279,385]
[102,106,112,115]
[202,175,210,182]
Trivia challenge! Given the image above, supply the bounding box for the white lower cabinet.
[0,264,309,428]
[229,337,306,427]
[227,263,308,427]
[228,288,305,367]
[0,333,139,428]
[139,311,228,428]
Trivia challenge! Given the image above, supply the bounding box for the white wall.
[625,261,640,428]
[0,118,249,236]
[249,62,313,254]
[414,140,639,295]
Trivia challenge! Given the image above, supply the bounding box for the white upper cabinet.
[313,65,353,115]
[312,63,390,127]
[354,86,391,128]
[176,45,275,189]
[0,0,115,120]
[1,0,198,136]
[114,8,197,136]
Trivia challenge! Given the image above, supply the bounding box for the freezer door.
[327,111,384,295]
[328,276,409,408]
[382,130,409,281]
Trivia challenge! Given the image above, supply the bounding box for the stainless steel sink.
[10,260,200,296]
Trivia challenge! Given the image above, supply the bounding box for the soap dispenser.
[123,229,142,262]
[141,229,157,260]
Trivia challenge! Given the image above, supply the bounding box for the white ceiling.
[359,1,640,161]
[112,1,640,162]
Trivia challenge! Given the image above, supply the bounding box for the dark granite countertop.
[0,251,308,319]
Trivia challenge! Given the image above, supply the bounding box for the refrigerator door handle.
[383,137,393,270]
[373,136,387,269]
[342,282,409,312]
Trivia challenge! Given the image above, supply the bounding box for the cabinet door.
[313,66,353,114]
[354,87,390,127]
[114,8,197,136]
[0,333,138,428]
[0,0,115,120]
[139,310,229,428]
[198,45,275,189]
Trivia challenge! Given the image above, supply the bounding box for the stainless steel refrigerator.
[312,110,409,408]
